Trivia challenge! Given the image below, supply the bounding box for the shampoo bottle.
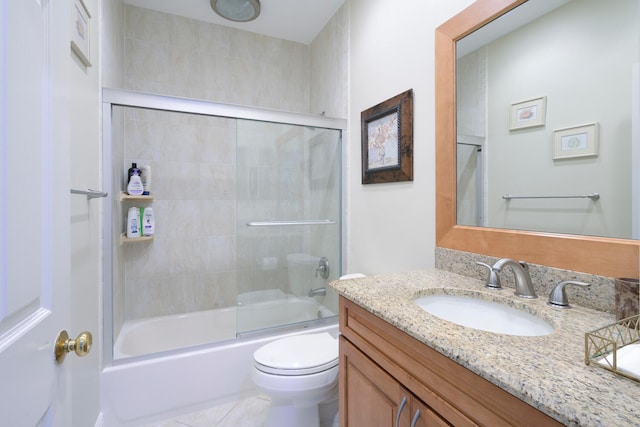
[127,162,144,195]
[142,207,155,236]
[126,207,140,238]
[127,174,144,196]
[140,165,152,195]
[128,163,141,183]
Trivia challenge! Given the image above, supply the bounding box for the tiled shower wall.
[117,5,348,321]
[121,109,237,319]
[124,5,309,113]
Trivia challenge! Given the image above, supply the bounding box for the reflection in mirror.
[436,0,639,278]
[455,0,639,239]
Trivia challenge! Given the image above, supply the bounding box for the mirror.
[435,0,639,278]
[455,0,638,240]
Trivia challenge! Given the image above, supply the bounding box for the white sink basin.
[414,294,554,336]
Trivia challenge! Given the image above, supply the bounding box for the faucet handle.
[315,257,330,280]
[547,280,590,308]
[475,262,502,289]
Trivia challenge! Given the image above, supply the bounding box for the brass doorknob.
[55,330,92,364]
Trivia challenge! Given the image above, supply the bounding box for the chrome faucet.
[315,257,330,280]
[492,259,537,299]
[475,262,502,289]
[308,287,327,297]
[547,280,590,308]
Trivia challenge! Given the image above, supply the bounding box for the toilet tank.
[286,253,321,296]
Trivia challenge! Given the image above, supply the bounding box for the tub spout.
[308,287,327,297]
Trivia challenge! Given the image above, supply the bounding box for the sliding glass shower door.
[105,89,345,360]
[236,120,342,334]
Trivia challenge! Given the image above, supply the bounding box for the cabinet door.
[409,395,452,427]
[340,336,411,427]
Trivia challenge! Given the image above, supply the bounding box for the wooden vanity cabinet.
[338,297,562,427]
[341,336,451,426]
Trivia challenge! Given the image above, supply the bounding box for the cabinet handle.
[410,409,421,427]
[395,397,407,427]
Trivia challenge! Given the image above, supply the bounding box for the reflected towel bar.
[502,192,600,201]
[247,220,336,226]
[71,188,108,199]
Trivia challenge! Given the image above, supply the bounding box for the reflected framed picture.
[553,122,599,160]
[510,96,546,130]
[71,0,92,67]
[361,89,413,184]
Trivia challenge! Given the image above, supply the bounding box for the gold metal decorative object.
[585,314,639,382]
[55,330,93,364]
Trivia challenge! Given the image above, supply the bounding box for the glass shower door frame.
[101,88,346,365]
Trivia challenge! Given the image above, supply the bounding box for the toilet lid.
[254,332,338,376]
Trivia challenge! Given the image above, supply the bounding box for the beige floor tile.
[143,395,270,427]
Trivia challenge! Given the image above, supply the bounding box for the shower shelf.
[120,233,154,244]
[120,191,154,201]
[120,192,154,244]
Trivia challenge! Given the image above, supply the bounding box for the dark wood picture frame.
[361,89,413,184]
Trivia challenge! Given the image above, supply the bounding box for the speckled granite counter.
[330,269,640,426]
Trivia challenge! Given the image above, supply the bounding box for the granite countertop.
[330,269,640,426]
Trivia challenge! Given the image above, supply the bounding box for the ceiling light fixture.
[211,0,261,23]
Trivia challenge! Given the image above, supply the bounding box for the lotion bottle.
[142,207,155,236]
[127,173,144,195]
[126,207,140,238]
[140,165,152,195]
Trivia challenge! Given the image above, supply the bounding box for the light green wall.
[346,0,474,275]
[485,0,637,238]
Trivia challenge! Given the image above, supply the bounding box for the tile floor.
[143,395,270,427]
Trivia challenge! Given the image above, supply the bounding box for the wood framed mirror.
[435,0,639,278]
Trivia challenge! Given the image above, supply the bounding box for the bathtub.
[114,307,237,358]
[102,295,337,426]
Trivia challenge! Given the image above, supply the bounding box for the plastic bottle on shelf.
[128,163,141,183]
[127,175,143,196]
[142,207,155,236]
[127,163,144,196]
[140,165,151,196]
[126,207,140,238]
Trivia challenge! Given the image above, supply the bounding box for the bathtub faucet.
[315,257,330,279]
[308,287,327,297]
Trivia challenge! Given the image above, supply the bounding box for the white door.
[0,0,73,425]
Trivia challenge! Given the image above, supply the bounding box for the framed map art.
[361,89,413,184]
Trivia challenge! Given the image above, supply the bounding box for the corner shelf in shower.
[120,233,154,244]
[119,192,154,244]
[120,192,154,202]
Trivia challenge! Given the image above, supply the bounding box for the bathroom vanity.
[331,271,640,426]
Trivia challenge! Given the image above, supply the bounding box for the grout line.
[214,400,241,427]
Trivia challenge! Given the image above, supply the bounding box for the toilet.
[251,332,339,427]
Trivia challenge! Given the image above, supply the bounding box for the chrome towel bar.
[71,189,108,199]
[502,192,599,201]
[247,219,336,226]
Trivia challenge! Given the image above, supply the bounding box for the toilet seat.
[254,332,338,376]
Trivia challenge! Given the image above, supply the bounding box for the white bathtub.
[114,307,237,358]
[114,292,333,358]
[102,297,337,426]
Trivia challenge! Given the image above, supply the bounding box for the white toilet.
[251,332,339,427]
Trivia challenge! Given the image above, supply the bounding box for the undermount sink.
[414,293,554,336]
